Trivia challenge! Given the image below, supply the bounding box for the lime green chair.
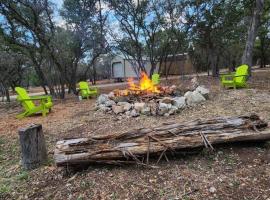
[78,81,98,99]
[15,87,53,119]
[151,73,160,85]
[221,64,249,89]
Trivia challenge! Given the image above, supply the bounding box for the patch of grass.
[159,189,165,196]
[0,137,5,145]
[110,192,117,200]
[17,171,29,181]
[77,195,84,200]
[0,183,11,195]
[45,156,54,166]
[200,149,216,168]
[222,153,237,166]
[231,180,240,188]
[263,141,270,149]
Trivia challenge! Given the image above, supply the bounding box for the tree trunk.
[19,124,47,170]
[54,114,269,167]
[4,87,10,102]
[260,37,266,68]
[149,61,157,77]
[210,52,219,77]
[242,0,264,72]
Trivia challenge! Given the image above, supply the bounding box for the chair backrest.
[151,73,160,85]
[79,81,90,94]
[15,87,35,110]
[235,64,249,83]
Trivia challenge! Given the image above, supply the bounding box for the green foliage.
[187,0,249,74]
[0,184,11,195]
[16,171,29,181]
[0,0,269,97]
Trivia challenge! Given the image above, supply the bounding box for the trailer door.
[112,62,124,78]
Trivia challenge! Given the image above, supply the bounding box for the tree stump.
[19,124,47,170]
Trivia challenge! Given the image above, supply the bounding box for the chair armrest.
[18,95,52,101]
[220,72,235,77]
[233,75,248,77]
[220,73,234,81]
[89,87,98,91]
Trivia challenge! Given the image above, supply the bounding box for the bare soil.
[0,70,270,200]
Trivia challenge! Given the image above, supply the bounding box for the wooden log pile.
[54,114,270,167]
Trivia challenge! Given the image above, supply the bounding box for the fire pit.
[96,73,210,117]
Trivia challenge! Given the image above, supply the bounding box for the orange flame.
[127,72,160,94]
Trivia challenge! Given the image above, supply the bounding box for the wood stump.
[19,124,47,170]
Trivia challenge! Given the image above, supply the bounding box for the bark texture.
[19,124,47,170]
[54,114,269,167]
[242,0,264,68]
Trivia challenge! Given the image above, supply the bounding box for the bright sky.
[51,0,64,26]
[52,0,63,9]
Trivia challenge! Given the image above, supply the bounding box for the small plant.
[17,171,29,181]
[223,154,236,166]
[110,192,117,200]
[159,189,165,196]
[232,180,240,188]
[0,184,11,195]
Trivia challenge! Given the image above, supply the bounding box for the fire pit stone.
[95,82,209,117]
[185,90,206,106]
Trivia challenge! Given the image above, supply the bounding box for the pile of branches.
[54,114,269,167]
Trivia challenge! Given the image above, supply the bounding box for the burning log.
[112,72,175,97]
[54,114,270,167]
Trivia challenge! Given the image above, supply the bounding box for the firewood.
[54,114,269,167]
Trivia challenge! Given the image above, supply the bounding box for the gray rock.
[184,91,192,98]
[134,102,146,112]
[123,103,132,111]
[116,102,131,111]
[117,102,132,111]
[209,186,216,193]
[160,97,173,104]
[141,106,151,115]
[172,97,186,109]
[117,102,128,106]
[185,90,206,106]
[149,102,158,116]
[130,109,139,117]
[113,96,129,103]
[112,105,125,114]
[168,105,178,115]
[191,77,199,90]
[158,103,172,115]
[99,105,111,112]
[97,94,109,105]
[164,113,170,117]
[104,100,116,107]
[108,91,115,99]
[195,86,210,99]
[170,85,177,90]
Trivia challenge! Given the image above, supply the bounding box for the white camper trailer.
[111,55,152,80]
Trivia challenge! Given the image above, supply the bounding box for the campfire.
[96,74,210,117]
[113,72,172,97]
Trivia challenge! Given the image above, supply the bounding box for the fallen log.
[54,114,270,166]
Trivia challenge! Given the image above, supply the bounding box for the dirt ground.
[1,69,270,200]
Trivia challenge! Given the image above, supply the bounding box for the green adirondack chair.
[78,81,98,99]
[220,64,249,89]
[15,87,53,119]
[151,73,160,85]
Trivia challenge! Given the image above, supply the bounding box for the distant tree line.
[0,0,269,100]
